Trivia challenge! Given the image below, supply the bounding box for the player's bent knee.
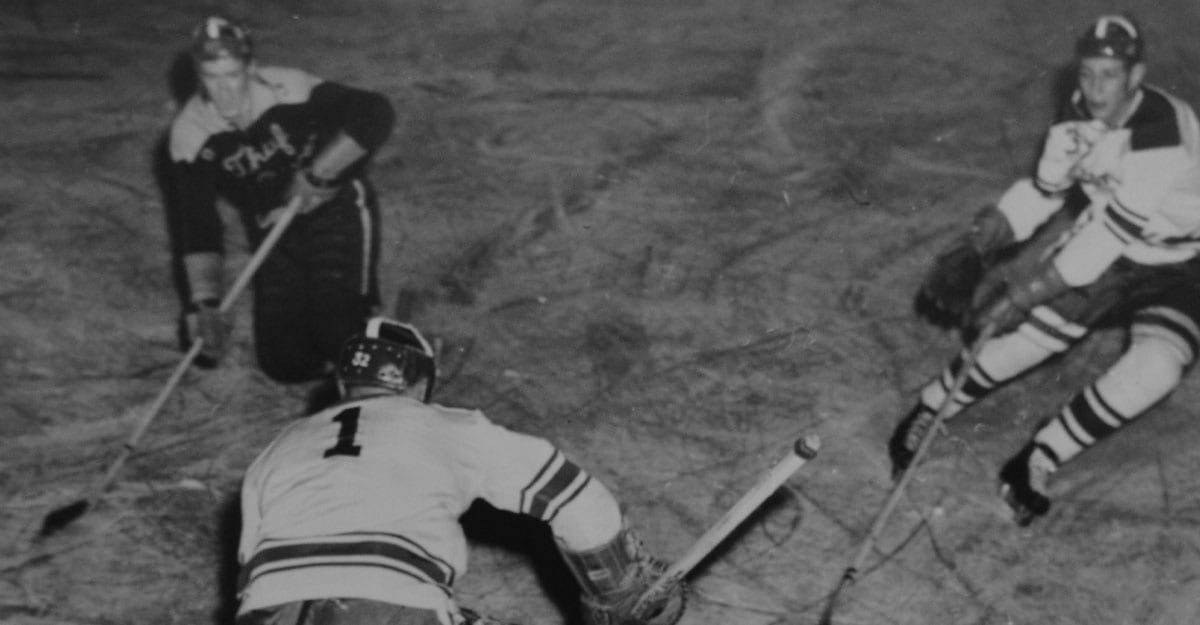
[1110,332,1188,402]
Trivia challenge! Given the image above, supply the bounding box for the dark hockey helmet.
[190,16,254,63]
[336,317,437,402]
[1076,14,1143,64]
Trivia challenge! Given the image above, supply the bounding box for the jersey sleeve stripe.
[519,451,591,520]
[1101,218,1137,243]
[1109,197,1149,224]
[527,460,584,519]
[1102,204,1144,240]
[519,451,563,513]
[1034,175,1071,196]
[542,474,592,523]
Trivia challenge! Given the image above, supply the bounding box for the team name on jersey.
[215,122,314,178]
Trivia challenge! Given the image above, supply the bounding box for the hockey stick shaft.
[40,197,301,538]
[819,323,996,623]
[634,434,821,611]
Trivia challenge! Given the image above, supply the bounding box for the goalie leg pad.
[560,525,685,625]
[561,526,639,599]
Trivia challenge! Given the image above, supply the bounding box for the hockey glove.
[1071,128,1129,189]
[969,263,1070,336]
[286,168,341,215]
[562,526,685,625]
[1036,120,1106,193]
[915,205,1015,329]
[184,298,231,368]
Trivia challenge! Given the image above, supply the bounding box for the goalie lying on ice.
[235,317,685,625]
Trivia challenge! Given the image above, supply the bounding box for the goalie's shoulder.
[362,395,490,428]
[423,402,492,428]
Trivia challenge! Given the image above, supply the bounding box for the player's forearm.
[308,132,369,181]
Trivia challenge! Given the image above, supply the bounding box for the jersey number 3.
[324,407,363,458]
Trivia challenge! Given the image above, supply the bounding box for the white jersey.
[998,85,1200,286]
[237,395,623,622]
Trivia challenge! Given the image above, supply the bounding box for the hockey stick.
[817,323,997,625]
[631,434,822,616]
[39,197,302,539]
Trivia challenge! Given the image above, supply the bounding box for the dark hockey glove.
[182,298,230,368]
[286,168,341,215]
[969,263,1070,336]
[915,238,984,328]
[915,205,1016,328]
[561,526,685,625]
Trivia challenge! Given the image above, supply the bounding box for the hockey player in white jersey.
[892,14,1200,525]
[235,317,685,625]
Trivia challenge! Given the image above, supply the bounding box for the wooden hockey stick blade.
[37,342,203,540]
[818,323,997,625]
[816,568,856,625]
[37,197,303,540]
[633,434,821,614]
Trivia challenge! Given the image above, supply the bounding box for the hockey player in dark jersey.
[166,16,395,384]
[891,14,1200,525]
[235,317,686,625]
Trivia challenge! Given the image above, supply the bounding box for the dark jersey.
[167,66,394,254]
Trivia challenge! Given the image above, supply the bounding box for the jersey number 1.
[324,407,363,458]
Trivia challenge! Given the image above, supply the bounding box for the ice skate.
[999,443,1053,526]
[887,404,936,479]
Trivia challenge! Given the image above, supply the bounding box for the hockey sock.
[918,329,1061,418]
[1033,333,1188,468]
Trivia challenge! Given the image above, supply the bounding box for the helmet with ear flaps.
[336,317,438,402]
